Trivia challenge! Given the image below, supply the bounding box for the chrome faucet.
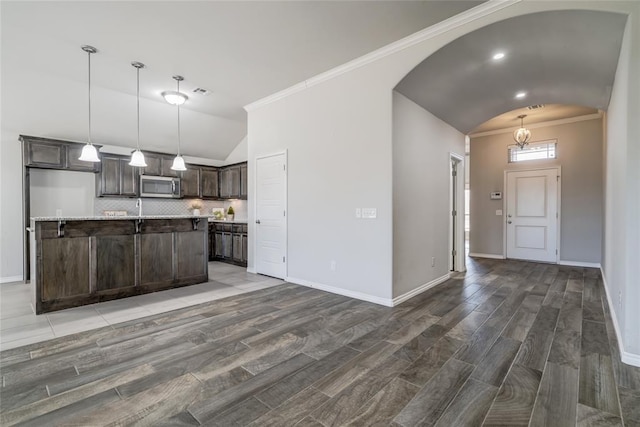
[136,198,143,217]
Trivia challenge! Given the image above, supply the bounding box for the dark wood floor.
[1,258,639,426]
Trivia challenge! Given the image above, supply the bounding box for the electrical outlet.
[330,260,336,271]
[619,291,622,308]
[431,257,435,267]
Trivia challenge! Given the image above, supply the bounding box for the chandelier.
[513,114,532,149]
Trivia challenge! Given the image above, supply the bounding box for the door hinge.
[452,250,456,256]
[452,170,457,177]
[283,164,286,171]
[556,212,558,219]
[283,256,285,263]
[555,249,558,255]
[283,210,286,217]
[452,210,457,216]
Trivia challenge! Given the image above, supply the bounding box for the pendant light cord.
[177,79,181,156]
[136,66,140,150]
[87,49,92,144]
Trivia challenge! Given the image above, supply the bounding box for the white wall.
[470,118,604,264]
[225,136,248,165]
[246,1,640,309]
[604,6,640,365]
[392,92,464,298]
[0,130,24,282]
[30,169,95,217]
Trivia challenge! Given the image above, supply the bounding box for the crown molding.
[468,112,604,138]
[245,0,521,112]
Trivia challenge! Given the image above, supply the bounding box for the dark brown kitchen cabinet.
[32,218,208,313]
[180,166,201,198]
[240,163,248,199]
[96,154,139,197]
[210,222,247,266]
[21,135,100,172]
[219,164,241,199]
[141,153,178,177]
[201,167,219,199]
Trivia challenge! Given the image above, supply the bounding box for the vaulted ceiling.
[395,10,628,134]
[0,1,480,160]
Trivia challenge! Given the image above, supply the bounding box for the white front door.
[506,168,559,263]
[255,153,287,278]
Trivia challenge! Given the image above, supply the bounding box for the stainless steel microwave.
[139,175,181,198]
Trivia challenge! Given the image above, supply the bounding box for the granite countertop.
[31,215,211,221]
[31,215,249,224]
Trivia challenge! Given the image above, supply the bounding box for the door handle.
[256,220,261,224]
[507,214,512,218]
[507,220,512,224]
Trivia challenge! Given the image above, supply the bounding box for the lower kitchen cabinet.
[209,222,247,267]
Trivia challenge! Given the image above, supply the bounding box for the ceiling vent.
[192,87,212,96]
[527,104,545,110]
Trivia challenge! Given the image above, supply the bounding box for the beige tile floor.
[0,262,285,351]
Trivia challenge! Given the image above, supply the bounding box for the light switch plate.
[362,208,377,219]
[496,209,503,216]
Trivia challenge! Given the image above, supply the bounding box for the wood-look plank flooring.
[1,258,639,426]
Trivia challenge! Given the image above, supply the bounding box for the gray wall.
[470,117,603,264]
[392,92,465,297]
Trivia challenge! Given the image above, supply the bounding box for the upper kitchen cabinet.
[21,135,101,172]
[96,154,139,197]
[141,152,178,177]
[201,166,219,199]
[180,166,201,198]
[219,162,247,199]
[240,163,248,199]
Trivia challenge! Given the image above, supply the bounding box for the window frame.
[508,139,557,163]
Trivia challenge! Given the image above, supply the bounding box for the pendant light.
[78,45,101,162]
[170,75,187,171]
[513,114,532,149]
[129,62,147,167]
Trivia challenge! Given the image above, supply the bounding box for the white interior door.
[255,153,287,278]
[506,168,558,263]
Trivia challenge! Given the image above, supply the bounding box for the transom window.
[508,140,557,163]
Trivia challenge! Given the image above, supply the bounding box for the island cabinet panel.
[140,233,174,288]
[177,231,207,279]
[95,235,136,292]
[32,218,208,314]
[40,238,90,301]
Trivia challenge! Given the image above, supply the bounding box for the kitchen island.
[30,215,208,314]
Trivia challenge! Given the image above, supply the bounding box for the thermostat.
[490,192,502,200]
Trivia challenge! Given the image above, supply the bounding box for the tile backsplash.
[94,198,247,219]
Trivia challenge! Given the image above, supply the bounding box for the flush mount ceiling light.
[161,89,188,106]
[492,52,505,60]
[515,91,527,99]
[78,45,101,162]
[513,114,532,149]
[129,62,147,167]
[170,75,187,171]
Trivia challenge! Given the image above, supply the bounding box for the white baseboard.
[558,260,601,268]
[285,276,393,307]
[246,267,257,274]
[392,273,451,306]
[600,267,640,367]
[468,252,505,260]
[0,275,23,284]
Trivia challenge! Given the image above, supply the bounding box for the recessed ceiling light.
[492,52,505,60]
[515,91,527,99]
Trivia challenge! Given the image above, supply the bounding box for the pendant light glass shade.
[161,91,188,106]
[129,62,147,167]
[79,45,100,162]
[170,75,187,171]
[171,155,186,171]
[129,149,147,167]
[513,114,532,149]
[79,143,101,162]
